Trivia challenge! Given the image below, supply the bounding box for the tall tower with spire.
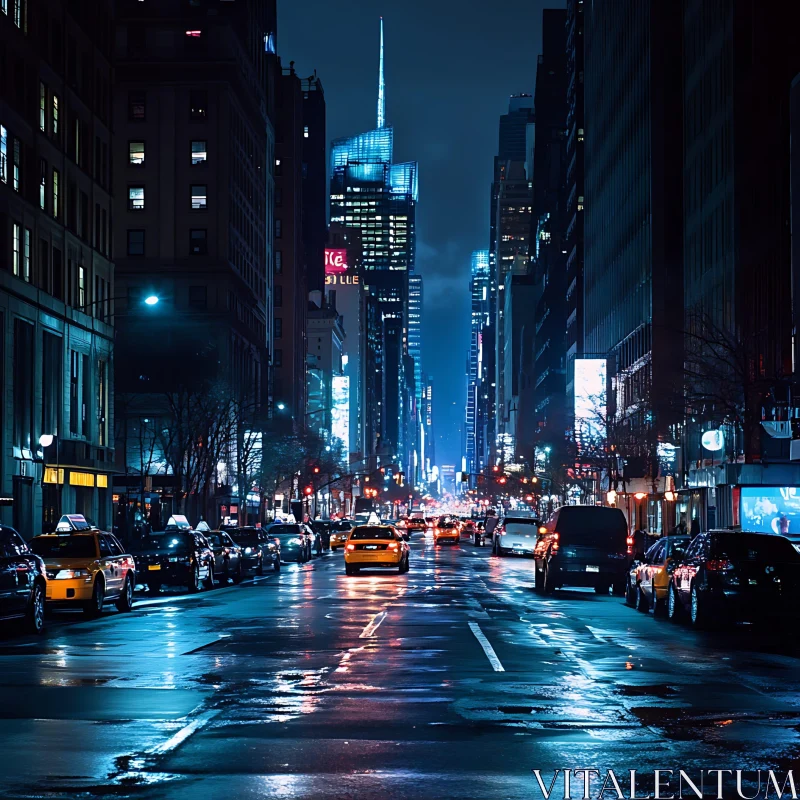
[377,17,386,128]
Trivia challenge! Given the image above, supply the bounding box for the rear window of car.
[711,533,800,562]
[351,527,395,540]
[554,506,628,547]
[234,532,261,545]
[332,520,353,531]
[437,522,456,529]
[31,535,97,559]
[503,518,540,531]
[269,525,302,535]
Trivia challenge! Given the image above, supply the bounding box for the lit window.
[52,168,59,218]
[52,94,59,138]
[185,30,202,38]
[128,186,145,211]
[78,266,86,307]
[191,184,207,210]
[39,159,46,209]
[127,230,145,255]
[8,136,16,190]
[191,140,207,165]
[303,126,309,138]
[0,125,6,184]
[264,32,276,53]
[39,83,46,132]
[12,223,20,276]
[23,228,31,282]
[129,141,145,166]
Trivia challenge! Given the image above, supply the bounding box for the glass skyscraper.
[465,251,490,475]
[408,274,423,398]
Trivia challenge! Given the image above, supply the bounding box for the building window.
[304,126,309,138]
[12,0,22,28]
[273,349,282,368]
[23,228,31,283]
[39,82,46,132]
[274,285,282,307]
[191,140,207,165]
[52,94,59,138]
[97,359,107,447]
[274,317,282,339]
[189,90,207,121]
[13,319,34,452]
[52,168,59,218]
[274,158,282,177]
[275,188,282,207]
[12,222,20,277]
[78,265,86,307]
[69,351,79,435]
[274,250,282,274]
[188,285,207,310]
[275,219,282,238]
[128,186,144,211]
[264,32,276,54]
[12,137,19,192]
[129,91,145,121]
[42,332,62,438]
[191,184,207,210]
[127,229,144,256]
[129,140,145,166]
[190,228,207,254]
[0,125,6,184]
[39,159,46,210]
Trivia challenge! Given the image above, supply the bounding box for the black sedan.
[668,530,800,628]
[205,531,245,583]
[267,524,311,563]
[230,528,280,574]
[133,531,216,592]
[0,525,47,633]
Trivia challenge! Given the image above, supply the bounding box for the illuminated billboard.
[574,358,607,445]
[325,249,348,275]
[740,486,800,535]
[331,376,350,461]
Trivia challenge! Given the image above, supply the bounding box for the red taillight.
[346,544,355,551]
[626,536,634,546]
[388,543,398,550]
[553,532,559,541]
[538,526,547,534]
[706,558,732,571]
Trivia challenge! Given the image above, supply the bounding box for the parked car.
[230,527,280,574]
[667,530,800,628]
[0,524,47,633]
[626,535,691,613]
[494,516,542,557]
[267,523,311,563]
[133,529,215,592]
[30,515,136,616]
[329,519,355,551]
[534,505,630,595]
[203,530,245,584]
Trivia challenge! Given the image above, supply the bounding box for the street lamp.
[276,403,286,411]
[144,295,160,306]
[38,434,54,448]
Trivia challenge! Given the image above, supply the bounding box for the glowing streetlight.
[39,434,54,448]
[144,295,160,306]
[276,402,286,411]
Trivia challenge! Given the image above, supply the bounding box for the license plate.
[586,565,599,573]
[148,564,162,571]
[365,545,378,550]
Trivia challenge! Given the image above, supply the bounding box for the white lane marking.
[359,610,388,639]
[468,622,505,672]
[148,709,219,755]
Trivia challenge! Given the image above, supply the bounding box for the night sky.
[279,0,551,468]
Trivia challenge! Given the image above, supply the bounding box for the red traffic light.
[492,465,500,473]
[313,466,320,474]
[304,486,313,496]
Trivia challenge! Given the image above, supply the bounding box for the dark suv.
[0,526,47,633]
[534,505,630,595]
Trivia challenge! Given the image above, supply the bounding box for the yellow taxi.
[344,524,410,575]
[433,516,460,545]
[626,534,691,613]
[30,515,136,617]
[329,520,355,551]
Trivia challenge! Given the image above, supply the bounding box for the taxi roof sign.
[195,521,211,532]
[166,515,191,530]
[56,514,91,532]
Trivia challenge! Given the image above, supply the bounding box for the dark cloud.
[279,0,550,467]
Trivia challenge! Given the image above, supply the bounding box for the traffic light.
[313,466,320,474]
[304,486,313,496]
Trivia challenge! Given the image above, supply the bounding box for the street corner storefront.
[41,466,113,534]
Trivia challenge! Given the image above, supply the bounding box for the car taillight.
[626,536,634,546]
[706,558,732,571]
[346,544,355,551]
[553,532,559,541]
[388,543,398,550]
[538,526,547,534]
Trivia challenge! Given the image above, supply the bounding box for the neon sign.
[325,249,348,275]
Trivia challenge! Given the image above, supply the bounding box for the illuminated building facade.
[408,274,423,398]
[465,251,490,476]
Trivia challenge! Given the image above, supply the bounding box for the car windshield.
[332,520,353,531]
[350,527,394,540]
[712,533,800,562]
[234,532,261,545]
[30,535,96,559]
[270,525,302,536]
[206,533,223,546]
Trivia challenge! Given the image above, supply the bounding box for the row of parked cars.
[0,513,343,635]
[484,504,800,628]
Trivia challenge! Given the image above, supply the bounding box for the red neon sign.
[325,249,348,275]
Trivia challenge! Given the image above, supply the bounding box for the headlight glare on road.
[54,568,88,579]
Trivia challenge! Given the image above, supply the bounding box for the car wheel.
[534,563,544,594]
[116,575,134,612]
[26,582,45,634]
[625,579,636,607]
[689,583,708,629]
[232,562,244,584]
[204,565,215,590]
[189,563,201,593]
[635,584,648,613]
[543,564,556,595]
[84,577,105,618]
[256,557,264,576]
[667,582,682,622]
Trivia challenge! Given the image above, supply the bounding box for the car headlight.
[54,568,89,579]
[290,537,304,545]
[244,547,253,555]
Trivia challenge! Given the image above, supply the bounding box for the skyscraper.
[465,250,490,475]
[328,19,419,464]
[408,273,423,398]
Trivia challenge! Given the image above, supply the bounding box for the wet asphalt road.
[2,532,800,799]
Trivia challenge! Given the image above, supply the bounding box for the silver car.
[495,516,542,557]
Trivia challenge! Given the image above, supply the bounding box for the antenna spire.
[377,17,385,128]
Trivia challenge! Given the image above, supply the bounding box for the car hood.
[41,557,97,570]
